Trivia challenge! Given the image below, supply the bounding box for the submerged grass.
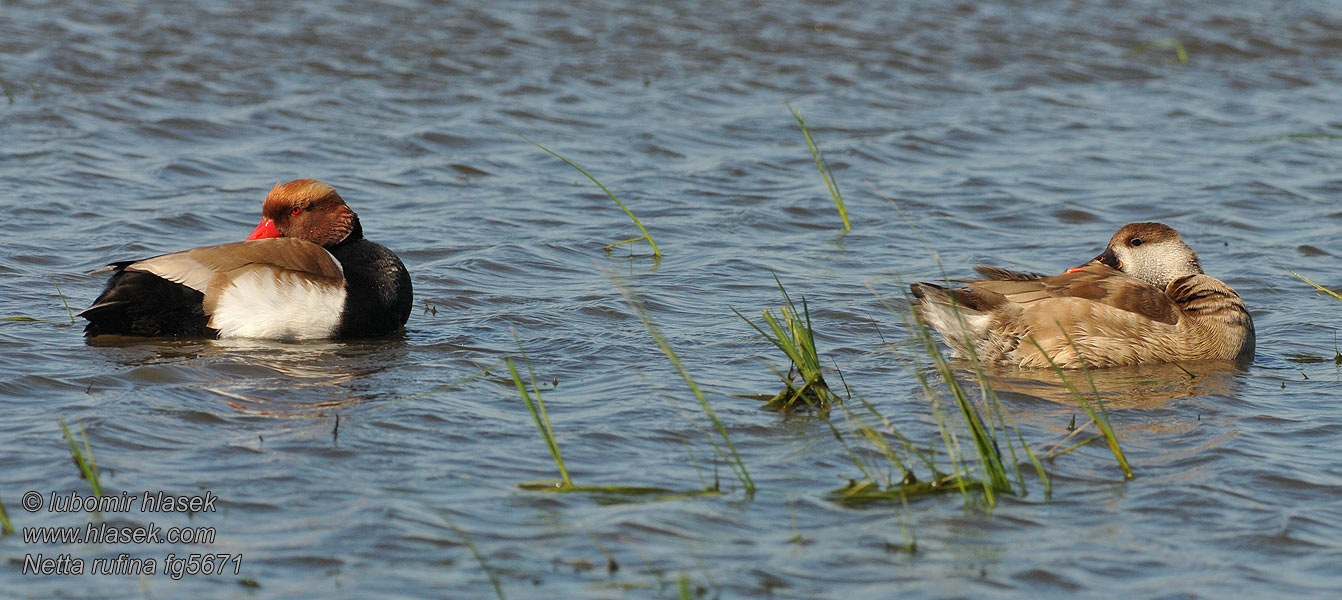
[0,493,13,535]
[609,271,755,494]
[515,131,661,257]
[785,102,850,232]
[5,276,77,323]
[732,275,840,414]
[509,332,717,498]
[507,355,572,488]
[1029,333,1133,479]
[1125,38,1188,64]
[1284,269,1342,364]
[436,511,506,600]
[50,275,75,324]
[59,418,101,497]
[906,309,1029,505]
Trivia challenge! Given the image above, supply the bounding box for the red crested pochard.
[911,222,1254,368]
[81,179,412,340]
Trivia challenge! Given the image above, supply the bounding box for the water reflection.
[978,360,1245,409]
[84,336,408,417]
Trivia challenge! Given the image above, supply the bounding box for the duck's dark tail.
[81,264,213,338]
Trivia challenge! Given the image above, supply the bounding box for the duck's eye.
[292,207,302,215]
[1130,238,1143,246]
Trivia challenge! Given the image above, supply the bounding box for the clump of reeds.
[609,272,755,495]
[508,332,717,498]
[831,285,1050,508]
[732,275,840,414]
[59,418,101,497]
[785,101,850,232]
[515,132,661,257]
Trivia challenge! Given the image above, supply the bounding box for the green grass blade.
[825,405,878,484]
[49,275,75,324]
[908,358,976,506]
[946,304,1050,499]
[436,511,506,600]
[515,131,661,257]
[835,399,900,484]
[918,312,1010,497]
[785,101,850,232]
[0,75,14,105]
[0,493,13,535]
[507,357,572,488]
[59,419,101,497]
[853,392,936,474]
[990,393,1051,498]
[1289,270,1342,303]
[1052,331,1131,480]
[1125,38,1188,64]
[1026,335,1133,479]
[604,236,649,252]
[758,310,806,367]
[609,271,754,493]
[906,304,1005,506]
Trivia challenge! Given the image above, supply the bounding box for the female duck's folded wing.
[968,263,1181,326]
[971,265,1048,281]
[125,238,348,340]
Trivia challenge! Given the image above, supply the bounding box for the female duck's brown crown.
[1101,222,1203,289]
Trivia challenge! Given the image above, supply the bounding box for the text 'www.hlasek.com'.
[16,490,239,580]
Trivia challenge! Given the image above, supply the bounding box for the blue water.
[2,0,1341,597]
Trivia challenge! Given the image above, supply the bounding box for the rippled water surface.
[3,0,1341,597]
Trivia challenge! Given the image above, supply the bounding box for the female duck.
[911,222,1254,368]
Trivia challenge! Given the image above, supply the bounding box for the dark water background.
[2,0,1341,597]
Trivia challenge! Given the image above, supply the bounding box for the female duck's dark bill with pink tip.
[80,179,413,340]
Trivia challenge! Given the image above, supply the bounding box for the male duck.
[82,179,413,340]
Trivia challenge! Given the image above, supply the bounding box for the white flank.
[920,303,989,338]
[209,270,346,340]
[918,299,992,357]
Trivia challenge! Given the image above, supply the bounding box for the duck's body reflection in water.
[975,360,1244,410]
[85,336,409,418]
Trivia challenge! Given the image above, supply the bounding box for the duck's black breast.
[330,238,413,338]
